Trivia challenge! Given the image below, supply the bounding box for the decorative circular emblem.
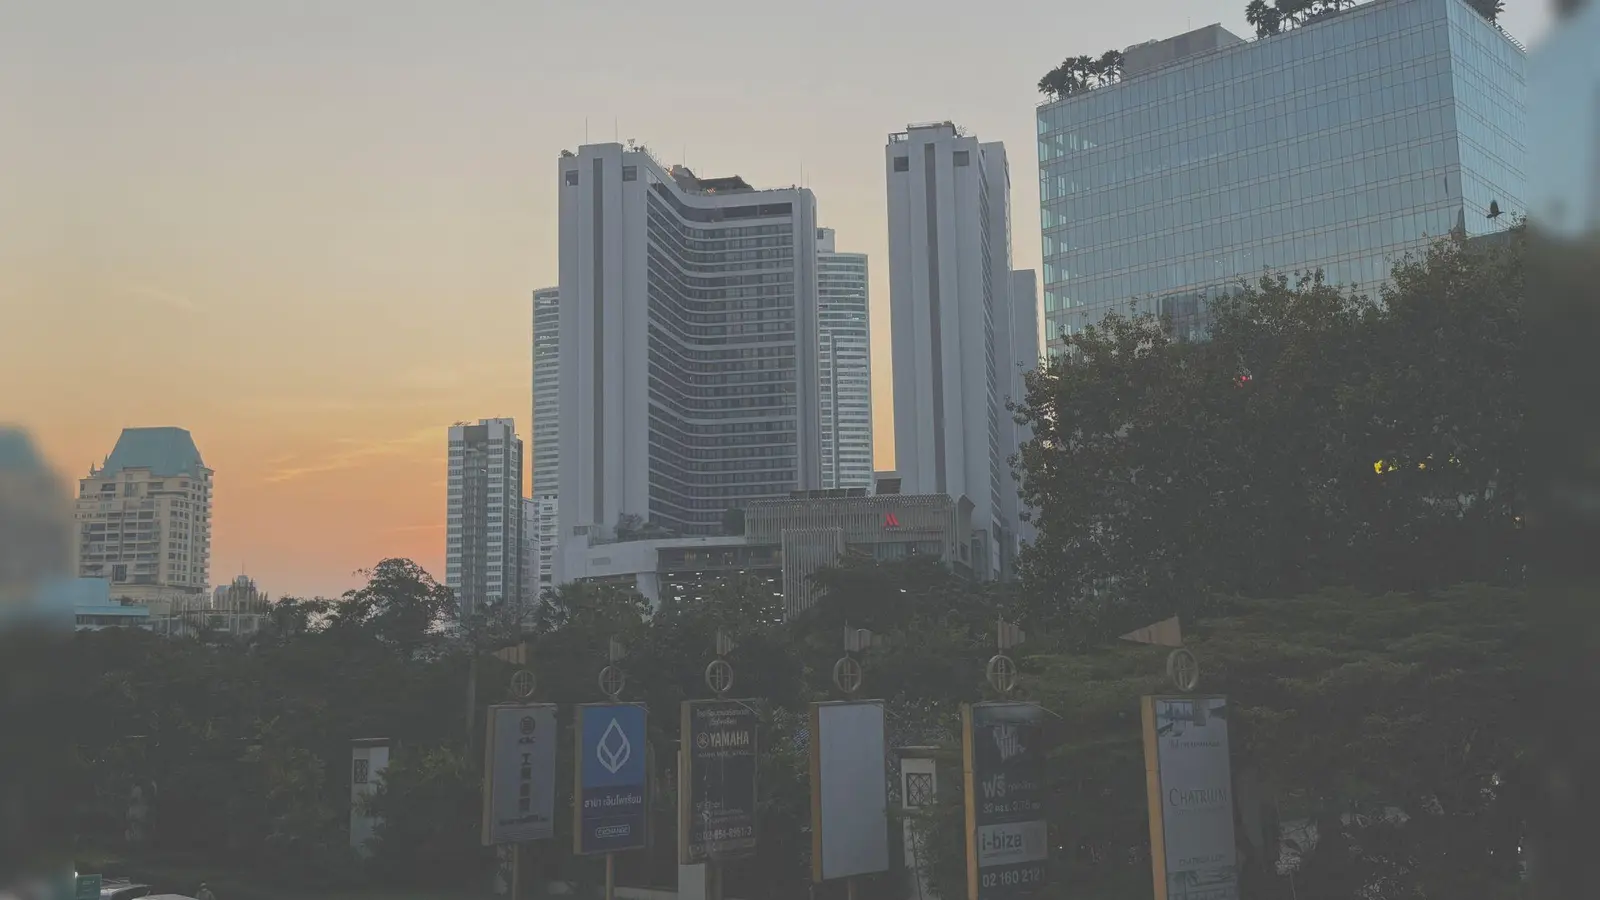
[509,669,537,700]
[696,731,711,750]
[598,665,628,701]
[519,715,536,736]
[832,656,864,696]
[704,658,735,696]
[1167,648,1201,692]
[986,654,1018,695]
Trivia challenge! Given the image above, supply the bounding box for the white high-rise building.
[70,427,212,600]
[815,227,874,492]
[530,286,560,591]
[555,143,820,583]
[445,418,523,619]
[886,121,1021,579]
[1005,269,1040,550]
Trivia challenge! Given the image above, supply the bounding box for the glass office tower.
[1037,0,1526,344]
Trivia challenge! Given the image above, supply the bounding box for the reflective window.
[1035,0,1526,342]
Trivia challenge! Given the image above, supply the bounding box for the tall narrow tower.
[885,122,1016,578]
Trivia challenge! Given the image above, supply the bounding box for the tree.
[364,746,492,888]
[1038,51,1122,99]
[1246,0,1286,36]
[1465,0,1505,21]
[910,584,1529,900]
[1012,231,1525,636]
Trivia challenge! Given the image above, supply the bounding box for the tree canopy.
[1013,229,1525,638]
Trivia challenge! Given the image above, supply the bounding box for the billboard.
[482,703,559,845]
[574,702,650,855]
[1141,696,1239,900]
[809,700,891,882]
[962,702,1049,899]
[679,699,759,864]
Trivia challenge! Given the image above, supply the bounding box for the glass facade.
[1037,0,1526,343]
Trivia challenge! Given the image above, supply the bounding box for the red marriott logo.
[883,512,900,528]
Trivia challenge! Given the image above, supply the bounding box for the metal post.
[708,859,722,900]
[604,852,616,900]
[511,843,521,900]
[466,654,479,751]
[846,876,857,900]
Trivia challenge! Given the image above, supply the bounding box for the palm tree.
[1246,0,1284,36]
[1095,50,1125,86]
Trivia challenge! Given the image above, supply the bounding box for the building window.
[953,150,970,167]
[893,156,909,172]
[905,772,935,808]
[622,165,638,182]
[565,170,579,186]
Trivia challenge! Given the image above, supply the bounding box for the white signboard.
[1144,696,1239,900]
[482,703,559,845]
[810,701,891,881]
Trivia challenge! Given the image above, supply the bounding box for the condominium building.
[531,286,560,589]
[815,227,874,492]
[555,143,821,582]
[445,419,523,618]
[886,122,1026,579]
[70,427,212,600]
[1005,268,1041,549]
[1037,0,1527,344]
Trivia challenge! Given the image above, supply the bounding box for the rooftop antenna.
[584,117,589,143]
[614,117,618,142]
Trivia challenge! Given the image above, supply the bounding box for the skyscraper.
[70,427,212,600]
[555,143,820,582]
[531,286,560,590]
[445,418,523,618]
[1005,269,1041,550]
[815,227,874,492]
[885,122,1018,579]
[1037,0,1526,345]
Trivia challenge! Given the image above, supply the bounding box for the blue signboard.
[575,702,649,855]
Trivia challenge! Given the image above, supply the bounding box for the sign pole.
[604,851,616,900]
[708,859,722,900]
[511,843,521,900]
[846,876,858,900]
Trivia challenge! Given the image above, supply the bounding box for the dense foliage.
[1013,229,1524,639]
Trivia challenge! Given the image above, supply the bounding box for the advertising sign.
[1142,696,1239,900]
[809,700,891,882]
[963,702,1049,899]
[574,702,650,855]
[481,703,558,846]
[679,699,759,864]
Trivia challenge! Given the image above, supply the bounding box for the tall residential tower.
[886,122,1029,579]
[445,418,523,618]
[555,143,821,582]
[70,427,212,600]
[530,286,560,591]
[815,227,874,492]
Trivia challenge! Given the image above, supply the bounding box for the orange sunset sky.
[1,1,1550,598]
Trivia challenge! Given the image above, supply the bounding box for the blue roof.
[101,427,206,477]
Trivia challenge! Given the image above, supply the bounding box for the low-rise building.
[560,490,973,617]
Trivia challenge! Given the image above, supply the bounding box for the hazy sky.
[1,1,1551,598]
